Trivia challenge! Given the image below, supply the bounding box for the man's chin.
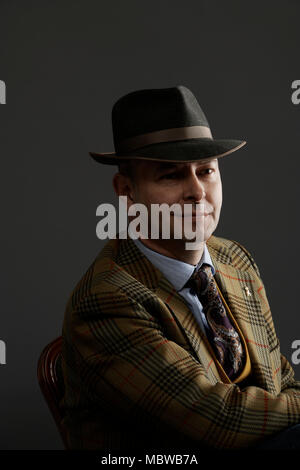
[180,234,209,244]
[140,219,216,244]
[168,229,213,244]
[179,222,216,244]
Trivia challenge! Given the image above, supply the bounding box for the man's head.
[90,86,247,262]
[113,157,222,250]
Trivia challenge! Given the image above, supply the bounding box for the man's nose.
[183,172,206,201]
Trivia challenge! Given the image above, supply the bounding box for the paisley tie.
[188,263,244,380]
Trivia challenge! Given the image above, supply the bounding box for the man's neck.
[138,238,205,266]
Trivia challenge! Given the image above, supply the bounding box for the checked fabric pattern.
[188,264,244,380]
[61,235,300,450]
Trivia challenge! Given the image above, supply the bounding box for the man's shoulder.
[64,237,158,313]
[207,234,261,276]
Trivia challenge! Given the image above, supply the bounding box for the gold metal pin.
[244,286,252,297]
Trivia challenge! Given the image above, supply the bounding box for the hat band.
[118,125,213,153]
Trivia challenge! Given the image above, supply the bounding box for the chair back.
[37,336,68,448]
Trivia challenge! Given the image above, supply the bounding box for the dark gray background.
[0,0,299,450]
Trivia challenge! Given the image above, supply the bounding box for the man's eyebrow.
[197,158,218,165]
[157,162,178,171]
[154,163,178,174]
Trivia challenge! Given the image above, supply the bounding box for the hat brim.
[89,138,246,165]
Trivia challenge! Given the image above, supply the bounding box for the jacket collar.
[115,235,230,291]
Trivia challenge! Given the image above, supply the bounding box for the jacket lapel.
[155,278,224,384]
[115,237,221,381]
[206,238,275,391]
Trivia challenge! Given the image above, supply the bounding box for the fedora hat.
[89,85,246,164]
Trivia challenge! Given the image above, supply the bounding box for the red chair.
[37,336,68,448]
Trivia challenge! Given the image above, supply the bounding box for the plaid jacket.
[61,235,300,450]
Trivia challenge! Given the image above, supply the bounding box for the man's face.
[124,158,223,244]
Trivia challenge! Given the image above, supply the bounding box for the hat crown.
[112,85,210,153]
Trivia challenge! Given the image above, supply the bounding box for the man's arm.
[232,239,300,394]
[62,284,300,450]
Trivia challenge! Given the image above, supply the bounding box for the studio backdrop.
[1,0,300,450]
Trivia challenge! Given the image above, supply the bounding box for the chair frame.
[37,336,68,448]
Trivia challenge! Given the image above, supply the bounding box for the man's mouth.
[191,212,211,216]
[172,212,212,218]
[185,211,212,217]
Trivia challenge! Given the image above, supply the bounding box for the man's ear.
[112,172,134,203]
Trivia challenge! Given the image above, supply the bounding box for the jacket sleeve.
[62,281,300,450]
[232,239,300,395]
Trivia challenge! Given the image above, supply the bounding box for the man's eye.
[201,168,214,175]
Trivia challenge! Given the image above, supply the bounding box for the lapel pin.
[244,286,252,297]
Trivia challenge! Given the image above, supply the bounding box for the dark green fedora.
[89,85,246,164]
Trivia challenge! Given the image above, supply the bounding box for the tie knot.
[188,263,212,296]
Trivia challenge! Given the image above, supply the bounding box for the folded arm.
[63,285,300,450]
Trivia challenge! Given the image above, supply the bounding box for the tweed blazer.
[61,235,300,450]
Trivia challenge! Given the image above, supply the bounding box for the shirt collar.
[133,238,215,292]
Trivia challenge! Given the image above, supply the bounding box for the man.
[61,85,300,450]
